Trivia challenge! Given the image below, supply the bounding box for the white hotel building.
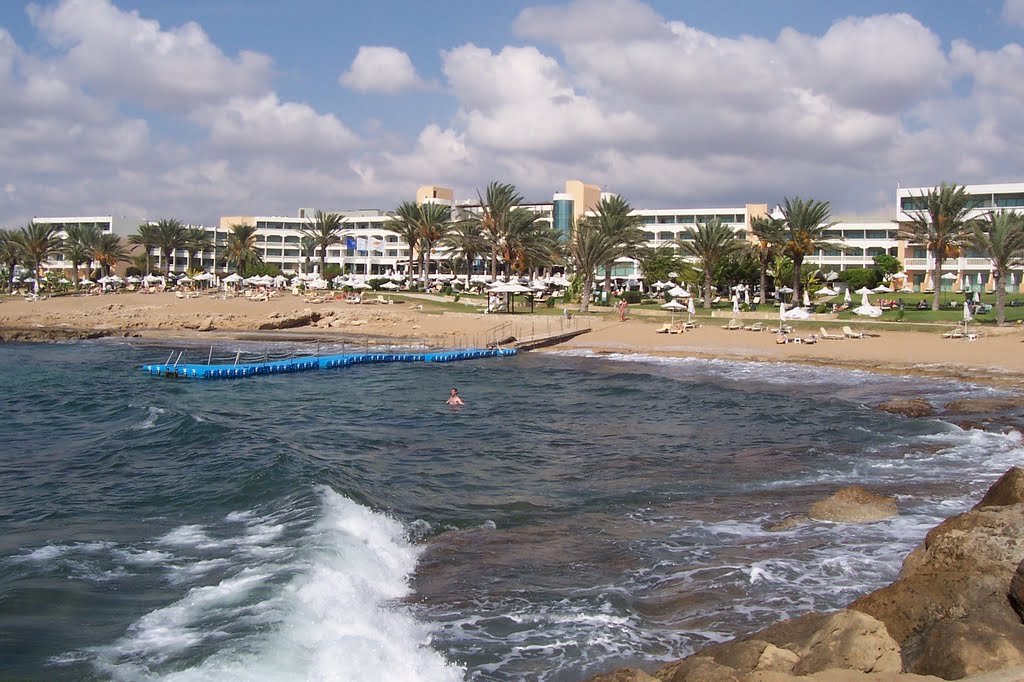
[31,180,1024,293]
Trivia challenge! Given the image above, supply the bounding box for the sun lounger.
[744,322,765,332]
[942,327,964,339]
[721,319,743,330]
[668,322,687,334]
[842,326,864,339]
[819,327,844,340]
[656,323,672,333]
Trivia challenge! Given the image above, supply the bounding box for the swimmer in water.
[446,387,464,405]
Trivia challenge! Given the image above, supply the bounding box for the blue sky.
[1,0,1022,225]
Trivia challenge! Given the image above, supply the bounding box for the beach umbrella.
[873,285,894,293]
[58,277,70,284]
[97,275,112,284]
[778,301,785,331]
[380,281,400,290]
[687,297,696,321]
[732,295,740,314]
[815,287,837,296]
[660,300,686,310]
[223,273,242,283]
[80,278,94,285]
[744,289,751,305]
[777,286,793,293]
[668,285,689,298]
[844,288,852,304]
[941,272,958,280]
[854,287,874,295]
[802,290,811,307]
[783,306,811,320]
[853,292,884,318]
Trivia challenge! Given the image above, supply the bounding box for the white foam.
[134,406,165,430]
[95,488,462,681]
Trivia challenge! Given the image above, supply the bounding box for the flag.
[356,237,368,251]
[345,237,356,250]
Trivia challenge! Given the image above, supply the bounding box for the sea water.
[0,340,1021,681]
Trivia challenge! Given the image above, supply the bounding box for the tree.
[969,210,1024,325]
[0,229,23,293]
[300,236,317,274]
[386,202,423,289]
[840,267,881,291]
[415,202,452,286]
[896,183,974,311]
[15,222,63,288]
[63,224,102,289]
[474,182,523,279]
[128,223,160,274]
[568,217,618,313]
[872,254,903,277]
[500,208,562,278]
[224,223,262,274]
[676,218,744,308]
[585,195,645,297]
[184,227,213,272]
[300,210,343,275]
[636,245,687,289]
[92,233,129,277]
[749,215,785,304]
[153,218,187,275]
[442,221,488,282]
[777,197,840,305]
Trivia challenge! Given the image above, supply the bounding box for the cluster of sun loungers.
[655,320,701,334]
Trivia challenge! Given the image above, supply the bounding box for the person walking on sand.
[446,388,464,405]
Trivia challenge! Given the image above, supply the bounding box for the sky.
[1,0,1023,227]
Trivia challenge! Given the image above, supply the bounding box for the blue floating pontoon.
[141,348,517,380]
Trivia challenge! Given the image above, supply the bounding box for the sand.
[2,291,1023,388]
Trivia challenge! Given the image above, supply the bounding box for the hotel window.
[865,230,888,239]
[387,235,399,243]
[643,232,656,241]
[901,197,927,211]
[913,248,927,258]
[387,249,398,257]
[657,231,674,240]
[284,249,298,257]
[265,249,282,257]
[843,230,865,239]
[656,215,675,224]
[996,193,1024,208]
[678,215,695,223]
[641,216,655,224]
[866,248,885,257]
[847,247,865,257]
[824,249,842,257]
[284,235,299,244]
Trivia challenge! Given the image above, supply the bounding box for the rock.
[975,467,1024,508]
[585,668,659,682]
[658,656,742,682]
[943,398,1022,414]
[808,486,898,523]
[1010,558,1024,621]
[908,620,1024,679]
[197,317,215,332]
[877,398,935,418]
[257,311,319,330]
[767,515,810,532]
[792,610,902,675]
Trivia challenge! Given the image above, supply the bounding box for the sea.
[0,339,1021,681]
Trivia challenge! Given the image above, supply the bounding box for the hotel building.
[30,180,1024,293]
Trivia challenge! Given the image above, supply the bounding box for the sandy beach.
[3,291,1024,388]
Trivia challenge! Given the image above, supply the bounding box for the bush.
[545,297,555,308]
[622,290,643,304]
[367,277,389,291]
[126,266,142,277]
[840,267,881,290]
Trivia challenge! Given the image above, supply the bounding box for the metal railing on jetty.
[142,339,517,380]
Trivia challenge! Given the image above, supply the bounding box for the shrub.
[367,277,389,291]
[622,290,643,304]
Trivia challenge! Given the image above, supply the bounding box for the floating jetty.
[142,347,517,380]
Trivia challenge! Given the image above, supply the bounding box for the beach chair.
[656,323,672,333]
[941,326,964,339]
[819,327,844,340]
[668,322,687,334]
[842,326,864,339]
[744,322,765,332]
[175,290,185,299]
[721,319,743,330]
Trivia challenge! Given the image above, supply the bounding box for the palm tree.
[896,183,974,311]
[224,223,262,275]
[676,218,745,308]
[443,221,488,282]
[128,223,160,274]
[749,215,785,305]
[568,217,618,313]
[386,202,423,289]
[415,202,452,286]
[153,218,187,275]
[502,209,563,277]
[0,229,23,293]
[590,195,645,297]
[475,182,523,279]
[184,227,213,273]
[300,210,344,276]
[92,233,129,277]
[969,211,1024,325]
[300,236,317,274]
[63,224,102,289]
[777,197,839,304]
[15,222,63,289]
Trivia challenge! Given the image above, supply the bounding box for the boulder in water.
[877,398,934,418]
[943,398,1023,414]
[808,486,898,523]
[976,467,1024,508]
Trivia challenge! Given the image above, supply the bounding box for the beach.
[3,291,1024,388]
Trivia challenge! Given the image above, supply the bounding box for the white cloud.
[1004,0,1024,26]
[27,0,272,111]
[192,94,358,156]
[514,0,666,43]
[340,46,423,93]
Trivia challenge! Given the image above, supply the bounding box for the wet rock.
[877,398,935,418]
[808,486,898,523]
[767,515,810,532]
[258,311,319,330]
[975,467,1024,508]
[943,398,1023,414]
[197,317,215,332]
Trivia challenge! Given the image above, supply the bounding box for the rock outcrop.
[588,468,1024,681]
[877,398,935,418]
[808,486,899,523]
[943,398,1022,415]
[258,309,319,330]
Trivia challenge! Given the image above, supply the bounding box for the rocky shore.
[588,468,1024,682]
